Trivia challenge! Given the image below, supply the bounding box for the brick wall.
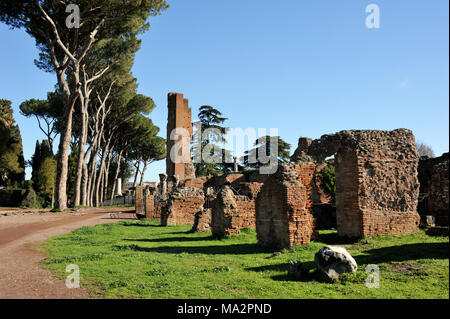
[211,186,257,237]
[335,130,420,238]
[166,93,195,181]
[182,176,212,189]
[135,186,145,216]
[144,195,156,219]
[418,153,449,226]
[255,162,317,248]
[192,208,212,232]
[161,187,205,226]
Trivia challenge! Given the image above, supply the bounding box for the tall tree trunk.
[81,145,93,206]
[88,150,98,207]
[133,160,141,187]
[99,166,105,205]
[54,97,76,210]
[103,150,113,201]
[110,149,124,200]
[95,139,111,207]
[73,100,88,207]
[140,161,148,186]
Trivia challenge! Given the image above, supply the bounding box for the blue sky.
[0,0,448,183]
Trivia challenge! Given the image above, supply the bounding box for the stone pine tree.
[192,105,232,176]
[0,99,25,188]
[242,136,291,170]
[129,114,166,187]
[20,91,63,152]
[30,139,56,207]
[0,0,169,210]
[72,34,144,207]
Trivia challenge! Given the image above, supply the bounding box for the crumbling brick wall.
[166,93,195,181]
[212,173,246,188]
[418,153,449,226]
[312,163,336,230]
[211,186,257,237]
[135,186,145,216]
[191,208,212,232]
[154,199,166,220]
[181,176,212,189]
[255,162,317,248]
[161,187,205,226]
[334,130,420,237]
[241,182,264,199]
[144,195,156,219]
[257,129,421,248]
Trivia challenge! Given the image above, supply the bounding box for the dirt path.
[0,207,136,299]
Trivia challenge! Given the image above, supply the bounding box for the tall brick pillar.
[166,93,195,181]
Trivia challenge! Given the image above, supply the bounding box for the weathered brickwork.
[211,186,257,237]
[335,130,420,238]
[161,187,205,226]
[241,182,264,199]
[213,173,246,188]
[191,208,212,232]
[181,176,211,189]
[135,186,145,216]
[256,129,421,248]
[255,162,317,248]
[312,163,334,205]
[144,195,156,219]
[418,153,449,226]
[139,103,422,249]
[166,93,195,181]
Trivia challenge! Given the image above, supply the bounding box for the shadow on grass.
[124,236,214,243]
[125,243,273,255]
[270,269,331,283]
[315,232,359,245]
[245,261,327,283]
[120,223,165,228]
[355,242,449,265]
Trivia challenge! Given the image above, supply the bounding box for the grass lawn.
[40,220,449,299]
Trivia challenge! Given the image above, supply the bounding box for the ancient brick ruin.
[418,152,449,226]
[255,129,421,248]
[210,185,257,237]
[166,93,196,181]
[256,161,318,248]
[135,92,429,249]
[161,187,205,226]
[333,130,420,238]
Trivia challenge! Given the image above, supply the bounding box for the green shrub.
[20,182,42,208]
[318,165,336,195]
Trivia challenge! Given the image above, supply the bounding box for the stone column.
[159,173,168,196]
[233,157,238,172]
[115,178,122,196]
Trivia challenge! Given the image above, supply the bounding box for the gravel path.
[0,207,136,299]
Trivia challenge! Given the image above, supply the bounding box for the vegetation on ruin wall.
[318,164,336,195]
[41,222,448,299]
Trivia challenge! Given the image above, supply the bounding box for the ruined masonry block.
[166,93,195,181]
[335,129,420,238]
[161,187,205,226]
[256,162,317,248]
[135,186,145,216]
[211,186,257,238]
